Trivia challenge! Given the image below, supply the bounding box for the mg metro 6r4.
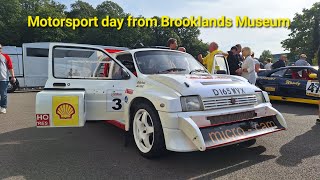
[36,43,287,158]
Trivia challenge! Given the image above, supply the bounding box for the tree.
[259,50,273,62]
[0,0,209,57]
[281,2,320,62]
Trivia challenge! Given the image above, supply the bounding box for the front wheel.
[132,103,166,158]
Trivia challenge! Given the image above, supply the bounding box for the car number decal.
[107,90,125,112]
[306,81,320,97]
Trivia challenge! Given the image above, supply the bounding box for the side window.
[116,54,137,75]
[270,69,286,77]
[26,48,49,57]
[297,68,311,80]
[53,47,128,80]
[214,56,228,74]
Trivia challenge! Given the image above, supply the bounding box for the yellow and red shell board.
[52,96,79,126]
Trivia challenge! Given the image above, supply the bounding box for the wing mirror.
[309,73,317,79]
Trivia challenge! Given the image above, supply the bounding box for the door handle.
[53,83,66,87]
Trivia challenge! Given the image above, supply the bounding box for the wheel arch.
[127,97,159,132]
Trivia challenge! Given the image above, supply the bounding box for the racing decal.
[259,77,276,80]
[201,116,284,148]
[264,87,276,92]
[212,88,245,96]
[306,81,320,97]
[125,89,134,94]
[52,96,79,126]
[285,80,301,86]
[136,81,146,88]
[186,75,213,79]
[107,90,125,112]
[36,114,50,126]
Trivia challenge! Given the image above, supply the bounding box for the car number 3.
[112,98,122,110]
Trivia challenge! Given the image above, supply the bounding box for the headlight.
[181,96,204,112]
[255,91,266,104]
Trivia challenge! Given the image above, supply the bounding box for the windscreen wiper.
[159,68,186,73]
[189,69,208,74]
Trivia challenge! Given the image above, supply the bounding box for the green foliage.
[312,49,319,66]
[259,50,273,62]
[281,2,320,62]
[0,0,208,57]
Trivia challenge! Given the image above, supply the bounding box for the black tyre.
[132,102,166,158]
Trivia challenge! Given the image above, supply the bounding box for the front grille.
[202,95,257,110]
[207,110,257,125]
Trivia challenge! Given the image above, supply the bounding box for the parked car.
[256,66,319,104]
[35,43,287,158]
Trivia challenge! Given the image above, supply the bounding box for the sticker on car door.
[107,90,125,111]
[306,80,320,97]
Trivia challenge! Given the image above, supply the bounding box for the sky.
[58,0,318,57]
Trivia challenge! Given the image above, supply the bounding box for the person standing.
[251,52,260,74]
[227,46,241,75]
[271,54,287,69]
[0,44,16,114]
[241,47,256,84]
[264,58,273,70]
[197,42,226,73]
[295,54,310,66]
[235,44,243,63]
[167,38,178,50]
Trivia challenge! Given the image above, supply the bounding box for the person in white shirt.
[241,47,256,84]
[264,58,273,70]
[295,54,310,66]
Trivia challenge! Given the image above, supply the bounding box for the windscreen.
[135,50,208,75]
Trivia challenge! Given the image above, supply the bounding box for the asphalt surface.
[0,92,319,180]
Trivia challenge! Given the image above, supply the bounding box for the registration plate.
[201,116,284,148]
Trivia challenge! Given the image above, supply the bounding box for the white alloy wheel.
[133,109,155,153]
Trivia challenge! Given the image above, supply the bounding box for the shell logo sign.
[52,96,79,126]
[56,103,76,119]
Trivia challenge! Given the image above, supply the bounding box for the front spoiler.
[175,114,286,152]
[200,115,285,149]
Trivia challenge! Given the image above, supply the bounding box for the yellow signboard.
[52,96,79,126]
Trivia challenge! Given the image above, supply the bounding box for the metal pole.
[317,44,320,123]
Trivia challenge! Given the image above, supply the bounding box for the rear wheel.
[132,103,166,158]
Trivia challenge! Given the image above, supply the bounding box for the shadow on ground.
[0,122,275,180]
[276,124,320,167]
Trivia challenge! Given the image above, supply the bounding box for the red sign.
[36,114,50,126]
[125,89,134,94]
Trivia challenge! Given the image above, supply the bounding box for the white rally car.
[36,43,287,158]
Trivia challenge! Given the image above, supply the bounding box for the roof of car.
[112,48,187,55]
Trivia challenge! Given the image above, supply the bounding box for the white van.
[2,43,128,92]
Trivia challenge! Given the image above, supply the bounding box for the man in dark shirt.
[234,44,243,64]
[271,54,287,69]
[227,46,240,75]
